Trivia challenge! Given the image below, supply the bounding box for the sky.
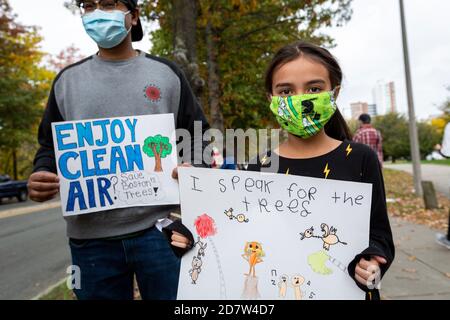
[8,0,450,120]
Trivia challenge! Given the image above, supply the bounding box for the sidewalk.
[381,217,450,300]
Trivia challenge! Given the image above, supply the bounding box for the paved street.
[0,200,70,300]
[384,163,450,197]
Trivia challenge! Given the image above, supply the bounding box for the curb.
[0,201,61,220]
[31,277,68,300]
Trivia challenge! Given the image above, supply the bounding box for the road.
[0,199,70,300]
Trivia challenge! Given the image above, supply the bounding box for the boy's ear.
[266,93,272,102]
[132,9,140,25]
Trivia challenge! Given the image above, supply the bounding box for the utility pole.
[399,0,422,196]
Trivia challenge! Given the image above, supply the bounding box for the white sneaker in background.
[435,233,450,249]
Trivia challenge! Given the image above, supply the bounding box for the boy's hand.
[171,163,192,180]
[171,231,192,249]
[28,171,60,202]
[355,255,386,288]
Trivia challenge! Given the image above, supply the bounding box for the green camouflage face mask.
[269,90,337,138]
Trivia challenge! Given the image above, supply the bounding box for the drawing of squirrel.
[189,256,203,284]
[300,223,347,251]
[194,237,207,257]
[242,241,264,277]
[224,208,249,223]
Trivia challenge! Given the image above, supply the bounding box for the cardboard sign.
[177,167,372,300]
[52,114,179,216]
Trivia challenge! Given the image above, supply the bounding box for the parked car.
[0,174,28,203]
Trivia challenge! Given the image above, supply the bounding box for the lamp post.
[399,0,422,196]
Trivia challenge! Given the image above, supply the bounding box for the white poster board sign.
[52,114,179,216]
[177,167,371,300]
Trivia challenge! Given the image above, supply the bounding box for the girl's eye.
[279,89,293,96]
[307,87,323,94]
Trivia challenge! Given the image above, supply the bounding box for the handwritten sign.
[177,167,372,300]
[52,114,179,216]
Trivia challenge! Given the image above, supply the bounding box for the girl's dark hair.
[265,41,352,141]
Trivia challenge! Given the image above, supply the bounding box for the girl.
[247,41,395,300]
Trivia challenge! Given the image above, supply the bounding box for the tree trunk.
[12,148,18,180]
[172,0,205,97]
[205,21,224,132]
[150,144,163,172]
[173,0,197,62]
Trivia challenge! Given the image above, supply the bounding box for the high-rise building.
[372,80,397,115]
[368,104,377,116]
[350,101,369,120]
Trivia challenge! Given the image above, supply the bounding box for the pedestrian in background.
[353,113,383,166]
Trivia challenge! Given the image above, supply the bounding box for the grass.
[421,159,450,166]
[385,159,450,166]
[383,168,449,231]
[38,277,141,300]
[38,280,76,300]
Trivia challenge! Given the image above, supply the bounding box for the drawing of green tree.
[142,135,172,172]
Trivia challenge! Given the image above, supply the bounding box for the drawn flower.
[144,85,161,102]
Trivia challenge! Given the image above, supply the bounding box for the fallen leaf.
[402,268,417,273]
[408,256,417,262]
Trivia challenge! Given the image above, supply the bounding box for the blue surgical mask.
[82,9,131,49]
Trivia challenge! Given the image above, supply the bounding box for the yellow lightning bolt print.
[323,163,331,179]
[346,144,353,157]
[285,168,290,175]
[261,155,267,165]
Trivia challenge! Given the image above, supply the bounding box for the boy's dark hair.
[76,0,137,10]
[358,113,371,124]
[265,41,352,141]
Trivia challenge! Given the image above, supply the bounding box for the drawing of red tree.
[194,214,227,298]
[142,134,172,172]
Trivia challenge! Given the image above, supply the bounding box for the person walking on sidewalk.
[436,121,450,249]
[27,0,209,300]
[353,113,384,167]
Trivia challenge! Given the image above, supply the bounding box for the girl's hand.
[171,231,192,249]
[171,163,192,180]
[355,255,387,288]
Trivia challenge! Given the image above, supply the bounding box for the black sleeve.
[347,148,395,292]
[175,67,211,168]
[33,83,64,173]
[162,220,195,258]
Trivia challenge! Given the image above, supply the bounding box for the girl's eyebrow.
[275,79,326,88]
[274,82,293,88]
[305,79,327,86]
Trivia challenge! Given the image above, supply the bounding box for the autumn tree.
[0,0,54,179]
[142,134,173,171]
[429,87,450,140]
[373,113,410,162]
[47,44,85,72]
[141,0,353,131]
